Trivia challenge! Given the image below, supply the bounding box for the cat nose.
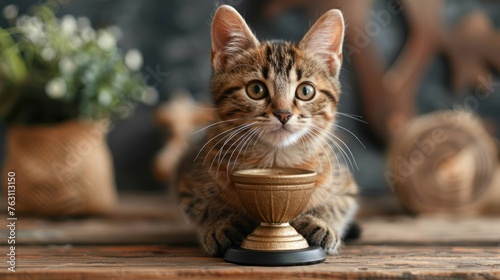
[273,111,292,125]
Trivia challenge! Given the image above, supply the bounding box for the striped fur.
[176,6,358,257]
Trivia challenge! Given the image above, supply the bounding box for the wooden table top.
[5,245,499,280]
[1,193,499,279]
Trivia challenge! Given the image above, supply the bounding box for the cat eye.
[295,83,316,101]
[246,81,268,100]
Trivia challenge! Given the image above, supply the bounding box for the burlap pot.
[2,120,118,216]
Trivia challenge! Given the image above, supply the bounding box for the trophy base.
[223,246,326,266]
[241,222,309,251]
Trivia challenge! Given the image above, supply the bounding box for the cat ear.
[299,9,345,76]
[211,5,259,71]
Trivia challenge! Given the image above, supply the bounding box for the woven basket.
[388,111,497,215]
[2,120,117,216]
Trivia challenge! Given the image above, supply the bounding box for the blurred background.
[1,0,499,216]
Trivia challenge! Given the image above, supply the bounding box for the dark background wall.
[1,0,499,195]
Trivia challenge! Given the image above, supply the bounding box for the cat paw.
[291,215,341,254]
[199,217,256,257]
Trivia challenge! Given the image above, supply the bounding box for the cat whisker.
[222,127,258,176]
[298,133,311,160]
[194,122,249,163]
[193,118,243,135]
[311,128,351,171]
[251,128,266,152]
[309,128,342,183]
[336,112,368,124]
[234,127,261,169]
[337,112,364,119]
[210,122,255,173]
[302,130,323,172]
[216,123,255,166]
[332,123,366,148]
[313,127,354,179]
[242,127,261,160]
[228,127,260,175]
[298,130,313,160]
[187,104,217,110]
[310,125,358,173]
[311,131,346,184]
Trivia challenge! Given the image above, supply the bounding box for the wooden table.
[1,194,499,279]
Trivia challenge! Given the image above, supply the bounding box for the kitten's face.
[211,6,345,148]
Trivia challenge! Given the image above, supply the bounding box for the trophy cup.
[224,168,326,266]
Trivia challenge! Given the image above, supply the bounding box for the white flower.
[41,47,56,61]
[80,26,96,42]
[97,30,116,51]
[61,15,77,36]
[98,88,112,106]
[2,5,18,20]
[113,73,127,85]
[29,17,43,30]
[59,57,76,74]
[45,77,67,99]
[16,15,29,28]
[125,49,143,71]
[141,86,159,105]
[28,33,46,46]
[70,36,83,48]
[22,17,46,45]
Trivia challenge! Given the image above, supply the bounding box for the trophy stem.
[241,222,309,251]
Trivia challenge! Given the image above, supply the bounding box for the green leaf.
[0,28,27,83]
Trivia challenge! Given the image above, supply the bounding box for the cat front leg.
[178,178,258,256]
[197,210,258,257]
[291,194,357,254]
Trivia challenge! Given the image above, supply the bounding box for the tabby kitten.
[177,5,358,257]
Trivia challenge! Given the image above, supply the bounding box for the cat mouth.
[272,127,287,132]
[270,124,293,133]
[265,126,303,147]
[269,128,292,136]
[263,126,301,147]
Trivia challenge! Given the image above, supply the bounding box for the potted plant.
[0,5,147,215]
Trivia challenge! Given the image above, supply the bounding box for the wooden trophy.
[224,168,326,266]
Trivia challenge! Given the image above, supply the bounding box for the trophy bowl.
[224,168,326,266]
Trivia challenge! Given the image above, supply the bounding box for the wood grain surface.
[1,245,499,279]
[1,193,499,279]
